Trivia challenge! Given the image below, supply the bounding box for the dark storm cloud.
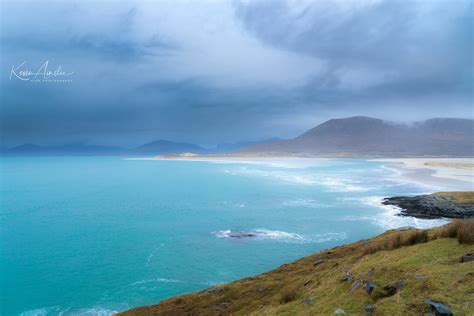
[0,0,472,146]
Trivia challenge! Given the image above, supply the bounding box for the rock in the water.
[461,253,474,262]
[228,232,257,238]
[304,297,313,305]
[335,309,346,314]
[424,299,453,316]
[364,305,375,313]
[383,194,474,219]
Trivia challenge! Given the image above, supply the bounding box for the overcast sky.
[1,0,472,147]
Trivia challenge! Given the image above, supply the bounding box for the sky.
[0,0,472,147]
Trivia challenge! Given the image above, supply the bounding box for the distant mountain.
[2,140,210,156]
[240,116,474,156]
[132,140,208,155]
[5,143,124,156]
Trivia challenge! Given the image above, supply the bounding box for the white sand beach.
[373,158,474,191]
[156,155,474,191]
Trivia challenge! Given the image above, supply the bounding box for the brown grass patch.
[363,229,429,255]
[279,289,298,304]
[435,191,474,204]
[437,219,474,244]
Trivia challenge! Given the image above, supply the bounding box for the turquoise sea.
[0,157,448,315]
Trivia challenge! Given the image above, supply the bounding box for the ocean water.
[0,157,449,315]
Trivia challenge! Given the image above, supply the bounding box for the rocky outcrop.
[382,194,474,219]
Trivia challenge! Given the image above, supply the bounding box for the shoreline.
[372,158,473,191]
[153,155,473,191]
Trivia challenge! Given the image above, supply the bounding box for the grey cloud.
[0,0,472,147]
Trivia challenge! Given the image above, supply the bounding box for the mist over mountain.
[2,117,472,157]
[240,117,474,157]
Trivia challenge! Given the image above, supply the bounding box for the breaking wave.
[343,196,449,230]
[20,307,118,316]
[213,229,347,244]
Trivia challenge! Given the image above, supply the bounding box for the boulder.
[424,299,453,316]
[383,194,474,219]
[365,281,377,295]
[335,309,346,314]
[461,253,474,263]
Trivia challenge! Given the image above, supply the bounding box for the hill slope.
[241,117,474,156]
[120,222,474,315]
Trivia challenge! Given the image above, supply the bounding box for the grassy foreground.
[436,191,474,204]
[120,222,474,315]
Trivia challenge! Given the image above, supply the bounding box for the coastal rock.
[461,253,474,263]
[256,285,268,293]
[335,309,346,314]
[383,194,474,219]
[227,232,258,238]
[424,299,453,316]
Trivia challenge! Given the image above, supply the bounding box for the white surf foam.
[319,177,370,192]
[228,167,318,185]
[213,229,347,244]
[130,277,183,285]
[20,307,118,316]
[213,228,306,242]
[343,196,449,230]
[282,198,330,208]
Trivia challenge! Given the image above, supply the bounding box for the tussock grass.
[363,229,429,255]
[437,219,474,244]
[435,191,474,204]
[279,289,298,304]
